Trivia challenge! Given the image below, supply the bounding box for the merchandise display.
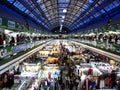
[0,39,120,90]
[39,50,50,58]
[46,57,59,64]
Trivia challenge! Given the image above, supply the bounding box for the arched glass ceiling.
[4,0,120,32]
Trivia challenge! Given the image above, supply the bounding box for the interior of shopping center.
[0,0,120,90]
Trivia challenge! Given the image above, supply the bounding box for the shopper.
[78,77,82,90]
[16,35,20,45]
[83,78,90,90]
[61,83,65,90]
[65,74,70,89]
[75,76,79,90]
[104,84,109,89]
[90,79,96,90]
[99,77,105,89]
[118,38,120,44]
[111,81,117,89]
[55,79,59,90]
[0,35,3,47]
[49,79,54,90]
[58,76,62,89]
[88,68,93,75]
[104,76,111,88]
[108,35,112,43]
[69,80,74,90]
[117,78,120,90]
[10,36,15,46]
[115,35,118,44]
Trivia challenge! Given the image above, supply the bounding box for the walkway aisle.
[59,43,76,90]
[59,61,76,90]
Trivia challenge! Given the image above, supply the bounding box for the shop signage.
[8,20,15,28]
[0,18,2,25]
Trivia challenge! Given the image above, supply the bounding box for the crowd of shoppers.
[0,33,48,47]
[58,42,120,90]
[73,33,120,45]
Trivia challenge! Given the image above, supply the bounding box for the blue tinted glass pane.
[18,5,26,11]
[113,1,120,7]
[34,8,39,13]
[59,10,63,13]
[59,0,69,3]
[101,10,105,14]
[105,3,119,12]
[7,0,15,3]
[13,1,26,11]
[13,1,20,7]
[85,19,90,22]
[24,9,30,14]
[114,3,119,7]
[89,0,94,3]
[94,13,101,18]
[59,4,68,8]
[40,4,45,10]
[29,13,34,17]
[32,17,36,21]
[37,19,41,23]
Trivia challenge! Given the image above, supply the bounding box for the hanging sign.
[8,20,15,28]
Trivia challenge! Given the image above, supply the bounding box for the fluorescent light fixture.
[63,9,67,13]
[62,16,65,19]
[60,25,63,32]
[61,20,64,22]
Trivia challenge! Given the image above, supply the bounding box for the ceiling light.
[61,20,64,22]
[62,16,65,19]
[63,9,67,13]
[60,25,63,32]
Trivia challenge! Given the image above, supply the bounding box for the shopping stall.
[39,50,50,58]
[46,57,59,64]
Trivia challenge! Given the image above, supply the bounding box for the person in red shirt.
[83,78,90,90]
[88,68,93,75]
[48,72,51,79]
[0,35,3,46]
[104,76,111,88]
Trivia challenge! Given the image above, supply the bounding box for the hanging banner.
[8,20,15,28]
[0,18,2,25]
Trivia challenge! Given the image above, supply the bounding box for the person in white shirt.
[78,77,82,90]
[100,78,105,89]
